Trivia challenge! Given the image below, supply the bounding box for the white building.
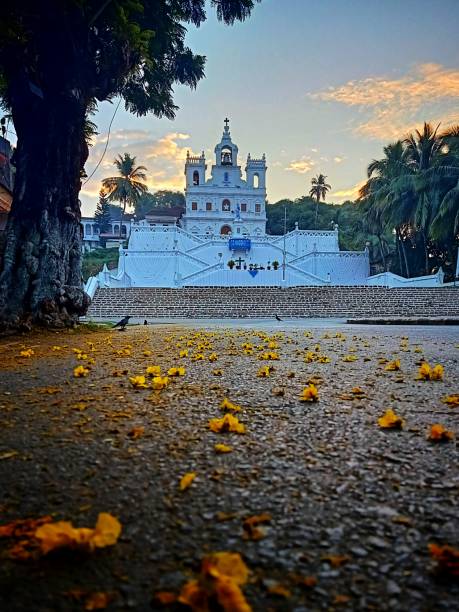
[84,120,447,293]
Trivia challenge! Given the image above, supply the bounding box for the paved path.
[0,323,458,611]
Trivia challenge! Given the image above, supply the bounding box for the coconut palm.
[309,173,331,228]
[102,154,148,236]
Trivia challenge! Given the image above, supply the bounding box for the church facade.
[84,121,447,294]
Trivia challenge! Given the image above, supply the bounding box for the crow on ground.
[144,319,148,325]
[275,314,282,322]
[113,315,131,330]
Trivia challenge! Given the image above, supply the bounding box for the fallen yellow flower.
[179,472,197,491]
[212,368,223,376]
[145,365,161,376]
[256,365,271,378]
[74,365,89,378]
[209,413,246,434]
[342,355,358,362]
[215,443,233,453]
[442,394,459,407]
[220,397,241,412]
[428,424,454,442]
[416,362,444,381]
[129,375,149,389]
[179,349,189,358]
[259,351,279,361]
[208,353,218,362]
[19,349,34,358]
[151,376,169,390]
[167,366,186,377]
[299,384,319,402]
[35,513,121,554]
[385,359,401,371]
[378,408,404,429]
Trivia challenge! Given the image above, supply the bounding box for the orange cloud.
[310,63,459,140]
[330,180,366,201]
[285,156,315,174]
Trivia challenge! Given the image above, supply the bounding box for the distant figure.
[275,314,282,322]
[113,315,131,331]
[143,319,148,325]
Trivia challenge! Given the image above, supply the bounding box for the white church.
[85,120,446,295]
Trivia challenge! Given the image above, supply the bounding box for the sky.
[80,0,459,215]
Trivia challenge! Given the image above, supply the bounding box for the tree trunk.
[0,82,90,330]
[400,236,410,278]
[119,197,126,238]
[377,235,387,271]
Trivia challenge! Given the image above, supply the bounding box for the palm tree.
[102,153,148,237]
[309,173,331,228]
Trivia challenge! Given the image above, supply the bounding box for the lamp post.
[282,205,287,283]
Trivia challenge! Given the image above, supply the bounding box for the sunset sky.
[80,0,459,215]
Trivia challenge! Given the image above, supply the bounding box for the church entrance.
[220,225,231,235]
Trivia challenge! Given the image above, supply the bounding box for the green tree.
[93,190,112,246]
[309,174,331,228]
[102,154,147,236]
[0,0,260,329]
[135,189,185,219]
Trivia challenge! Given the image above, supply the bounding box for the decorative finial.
[224,117,230,132]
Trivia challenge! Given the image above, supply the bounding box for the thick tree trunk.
[0,84,90,330]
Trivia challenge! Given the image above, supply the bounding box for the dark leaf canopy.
[0,0,261,118]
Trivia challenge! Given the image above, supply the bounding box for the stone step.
[87,287,459,319]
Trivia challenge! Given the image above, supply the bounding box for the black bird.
[275,314,282,322]
[113,315,131,331]
[143,319,148,326]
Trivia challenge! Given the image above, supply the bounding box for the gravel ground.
[0,322,458,611]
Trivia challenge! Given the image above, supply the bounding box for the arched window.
[222,199,231,212]
[221,146,232,166]
[193,170,199,185]
[224,172,229,183]
[240,203,247,212]
[121,225,127,235]
[220,225,231,235]
[253,173,259,188]
[85,224,92,235]
[113,224,119,234]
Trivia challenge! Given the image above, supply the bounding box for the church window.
[255,203,261,213]
[224,172,229,182]
[191,202,198,211]
[121,225,127,236]
[222,199,231,212]
[220,224,231,235]
[240,203,247,212]
[113,224,119,234]
[85,224,92,235]
[193,171,199,185]
[206,202,212,211]
[253,173,259,188]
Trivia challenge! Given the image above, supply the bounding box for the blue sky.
[81,0,459,214]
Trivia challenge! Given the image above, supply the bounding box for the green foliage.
[94,190,112,237]
[82,247,119,282]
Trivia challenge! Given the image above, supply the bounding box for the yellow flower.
[299,384,319,402]
[256,365,271,377]
[220,397,241,412]
[52,346,62,351]
[19,349,34,358]
[146,365,161,376]
[267,341,279,349]
[76,352,88,360]
[208,413,246,434]
[192,353,205,361]
[317,355,331,363]
[428,424,454,442]
[208,352,218,362]
[179,472,197,491]
[167,366,186,377]
[416,362,444,381]
[35,513,121,554]
[442,394,459,407]
[143,350,152,357]
[378,408,404,429]
[259,351,279,361]
[385,359,401,371]
[179,349,189,358]
[73,365,89,378]
[152,376,169,390]
[342,355,358,362]
[212,369,223,376]
[303,351,316,363]
[129,375,149,389]
[215,443,233,453]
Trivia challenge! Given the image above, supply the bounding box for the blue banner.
[229,238,251,251]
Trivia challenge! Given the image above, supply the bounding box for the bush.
[82,247,119,281]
